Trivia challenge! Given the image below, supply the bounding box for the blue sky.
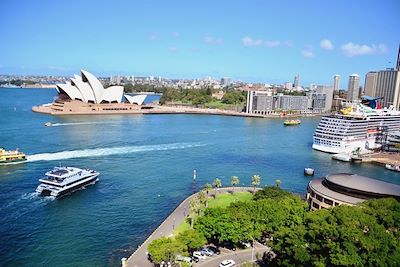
[0,0,399,87]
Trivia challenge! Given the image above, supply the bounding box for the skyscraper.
[396,44,400,70]
[364,72,378,97]
[347,74,360,101]
[333,74,340,92]
[374,69,400,108]
[316,85,334,111]
[293,74,300,88]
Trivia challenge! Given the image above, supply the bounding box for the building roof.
[56,70,124,104]
[309,178,365,204]
[326,173,400,197]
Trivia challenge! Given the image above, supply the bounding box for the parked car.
[219,259,235,267]
[192,251,207,259]
[176,255,192,264]
[191,256,199,263]
[201,247,214,256]
[207,246,221,255]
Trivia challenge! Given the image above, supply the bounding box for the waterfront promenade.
[125,187,259,267]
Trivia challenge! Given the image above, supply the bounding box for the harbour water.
[0,88,398,267]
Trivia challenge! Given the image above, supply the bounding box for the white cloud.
[149,33,158,41]
[320,39,334,50]
[301,46,314,58]
[265,40,281,47]
[341,42,388,57]
[169,47,178,53]
[204,36,224,45]
[242,36,263,46]
[283,41,293,47]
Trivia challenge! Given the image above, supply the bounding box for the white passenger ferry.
[313,103,400,154]
[36,166,99,197]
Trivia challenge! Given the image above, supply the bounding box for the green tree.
[189,198,200,228]
[176,229,207,252]
[213,178,222,196]
[251,175,261,194]
[147,237,186,264]
[197,191,207,214]
[231,176,239,193]
[204,183,212,208]
[253,186,291,201]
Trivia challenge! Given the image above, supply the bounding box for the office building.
[246,91,308,114]
[333,74,340,92]
[316,85,333,111]
[374,69,400,108]
[293,74,300,88]
[221,77,231,87]
[311,93,326,112]
[364,72,378,97]
[278,95,308,111]
[347,74,360,101]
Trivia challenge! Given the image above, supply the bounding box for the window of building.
[312,202,319,209]
[316,194,323,202]
[324,198,333,206]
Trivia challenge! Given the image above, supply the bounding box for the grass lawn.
[173,191,253,236]
[208,191,253,209]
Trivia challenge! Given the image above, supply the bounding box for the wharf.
[124,187,259,267]
[365,152,400,166]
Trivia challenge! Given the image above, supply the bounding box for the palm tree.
[197,191,207,215]
[251,174,261,194]
[213,178,222,197]
[231,176,239,193]
[189,198,199,228]
[204,183,212,208]
[275,179,281,188]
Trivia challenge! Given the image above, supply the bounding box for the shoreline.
[124,187,260,267]
[32,102,325,118]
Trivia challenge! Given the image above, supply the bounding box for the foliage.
[253,186,291,201]
[231,176,240,191]
[213,178,222,196]
[147,237,186,264]
[270,198,400,266]
[251,174,261,193]
[208,192,253,209]
[176,229,207,251]
[221,90,246,104]
[204,183,212,208]
[189,198,200,228]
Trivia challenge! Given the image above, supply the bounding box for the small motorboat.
[304,167,314,176]
[385,164,400,172]
[44,122,52,127]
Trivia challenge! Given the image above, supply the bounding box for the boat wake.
[27,143,205,162]
[50,121,113,127]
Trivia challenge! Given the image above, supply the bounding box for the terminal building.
[307,173,400,211]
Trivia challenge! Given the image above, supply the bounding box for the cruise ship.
[36,166,99,197]
[313,103,400,154]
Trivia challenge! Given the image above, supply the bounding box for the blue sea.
[0,88,397,267]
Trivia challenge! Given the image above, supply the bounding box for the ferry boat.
[36,166,99,197]
[385,163,400,172]
[284,119,301,126]
[313,102,400,154]
[0,147,27,164]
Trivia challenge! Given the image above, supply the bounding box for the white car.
[219,259,235,267]
[193,251,207,259]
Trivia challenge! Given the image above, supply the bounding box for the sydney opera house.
[32,70,152,115]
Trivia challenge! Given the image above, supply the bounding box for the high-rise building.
[293,74,300,88]
[374,69,400,108]
[316,85,334,111]
[333,74,340,92]
[347,74,360,101]
[396,44,400,70]
[221,77,231,87]
[364,72,378,97]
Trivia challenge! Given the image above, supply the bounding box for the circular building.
[307,173,400,210]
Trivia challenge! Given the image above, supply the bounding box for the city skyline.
[0,0,399,87]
